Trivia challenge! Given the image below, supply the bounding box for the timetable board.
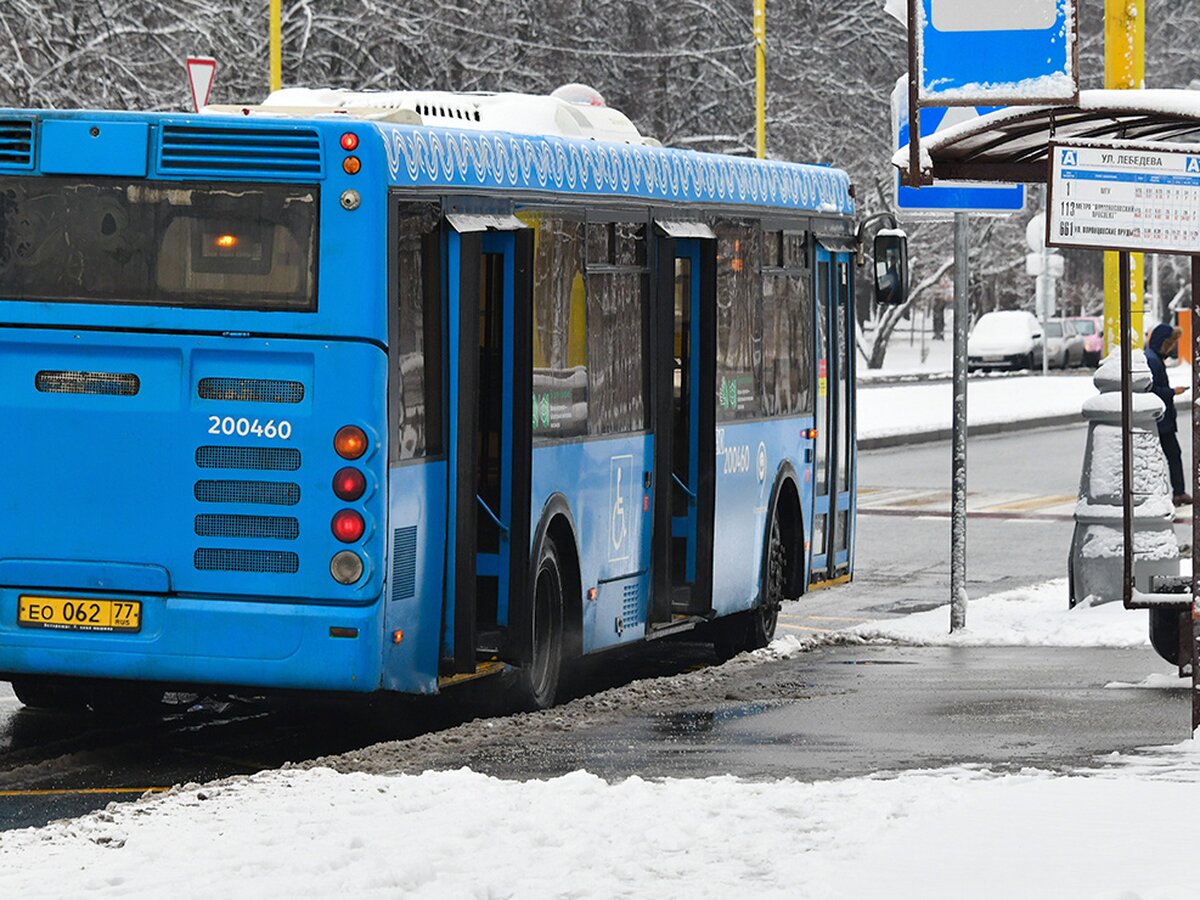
[1047,141,1200,256]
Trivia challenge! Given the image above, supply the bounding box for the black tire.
[513,540,566,711]
[714,514,786,659]
[11,676,89,712]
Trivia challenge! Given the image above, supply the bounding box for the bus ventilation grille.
[194,548,299,574]
[622,583,643,627]
[0,119,34,168]
[159,126,322,178]
[195,514,299,541]
[36,370,140,396]
[198,377,304,404]
[391,526,418,600]
[195,446,301,471]
[194,480,300,506]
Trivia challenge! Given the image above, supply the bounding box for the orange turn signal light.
[342,156,361,175]
[335,425,368,460]
[805,428,818,440]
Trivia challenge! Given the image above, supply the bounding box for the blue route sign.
[893,80,1025,216]
[919,0,1078,104]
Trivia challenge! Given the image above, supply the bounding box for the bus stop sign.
[917,0,1078,105]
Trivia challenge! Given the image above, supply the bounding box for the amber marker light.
[214,234,238,250]
[342,156,362,175]
[334,425,368,460]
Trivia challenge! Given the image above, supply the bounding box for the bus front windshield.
[0,177,318,311]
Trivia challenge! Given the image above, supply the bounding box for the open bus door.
[811,240,856,586]
[650,233,716,627]
[443,217,533,673]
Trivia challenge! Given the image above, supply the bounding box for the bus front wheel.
[513,540,567,710]
[713,514,785,659]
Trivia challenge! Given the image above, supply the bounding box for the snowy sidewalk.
[0,580,1192,899]
[858,363,1192,448]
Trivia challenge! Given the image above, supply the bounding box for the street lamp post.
[754,0,766,159]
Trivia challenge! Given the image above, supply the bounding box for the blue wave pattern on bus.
[379,126,855,215]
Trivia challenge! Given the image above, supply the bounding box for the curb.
[859,413,1083,450]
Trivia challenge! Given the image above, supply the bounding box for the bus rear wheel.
[11,676,88,712]
[513,540,566,711]
[714,514,785,659]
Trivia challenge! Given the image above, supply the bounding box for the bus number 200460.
[207,416,293,440]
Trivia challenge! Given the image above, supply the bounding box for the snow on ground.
[1105,672,1186,690]
[858,373,1097,441]
[3,747,1200,899]
[847,578,1149,648]
[856,343,1190,441]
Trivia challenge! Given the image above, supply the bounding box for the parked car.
[1067,315,1104,367]
[1044,318,1087,368]
[967,310,1044,372]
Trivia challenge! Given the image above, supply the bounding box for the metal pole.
[1120,251,1134,608]
[951,212,969,632]
[1040,247,1050,377]
[269,0,282,94]
[754,0,766,159]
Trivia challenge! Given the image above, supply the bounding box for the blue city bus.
[0,90,893,711]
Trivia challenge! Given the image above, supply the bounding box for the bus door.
[811,241,856,585]
[444,219,533,673]
[651,235,716,624]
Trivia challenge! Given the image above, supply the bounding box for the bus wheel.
[714,515,785,659]
[514,540,566,710]
[10,676,88,712]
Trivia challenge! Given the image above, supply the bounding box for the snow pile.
[4,754,1200,898]
[847,578,1149,648]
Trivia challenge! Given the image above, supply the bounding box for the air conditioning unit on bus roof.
[205,84,659,147]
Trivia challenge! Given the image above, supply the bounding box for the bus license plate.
[17,596,141,633]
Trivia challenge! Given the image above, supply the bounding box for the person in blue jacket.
[1146,323,1190,505]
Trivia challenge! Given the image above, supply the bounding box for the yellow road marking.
[977,494,1077,513]
[777,624,832,633]
[802,615,869,623]
[0,787,169,797]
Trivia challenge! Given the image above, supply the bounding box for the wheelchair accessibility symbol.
[609,454,634,563]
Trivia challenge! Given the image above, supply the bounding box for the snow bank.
[857,374,1096,441]
[847,578,1149,648]
[4,753,1200,899]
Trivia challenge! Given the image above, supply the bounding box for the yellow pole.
[1103,0,1145,355]
[269,0,282,94]
[754,0,765,159]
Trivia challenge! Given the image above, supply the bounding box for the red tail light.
[333,467,366,501]
[332,510,365,543]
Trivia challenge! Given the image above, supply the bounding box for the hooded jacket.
[1146,323,1177,435]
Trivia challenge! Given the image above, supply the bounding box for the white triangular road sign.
[186,56,217,112]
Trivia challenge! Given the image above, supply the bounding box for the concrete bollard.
[1069,352,1180,606]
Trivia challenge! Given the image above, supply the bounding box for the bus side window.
[526,213,588,439]
[714,220,764,421]
[762,230,811,418]
[585,221,649,436]
[394,204,443,461]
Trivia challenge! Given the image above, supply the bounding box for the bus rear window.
[0,177,318,311]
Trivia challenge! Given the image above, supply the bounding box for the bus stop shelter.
[896,88,1200,728]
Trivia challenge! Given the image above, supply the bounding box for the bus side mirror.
[873,230,908,307]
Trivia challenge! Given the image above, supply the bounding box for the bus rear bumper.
[0,590,384,693]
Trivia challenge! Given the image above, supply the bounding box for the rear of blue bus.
[0,111,394,695]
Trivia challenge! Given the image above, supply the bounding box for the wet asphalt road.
[0,422,1190,830]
